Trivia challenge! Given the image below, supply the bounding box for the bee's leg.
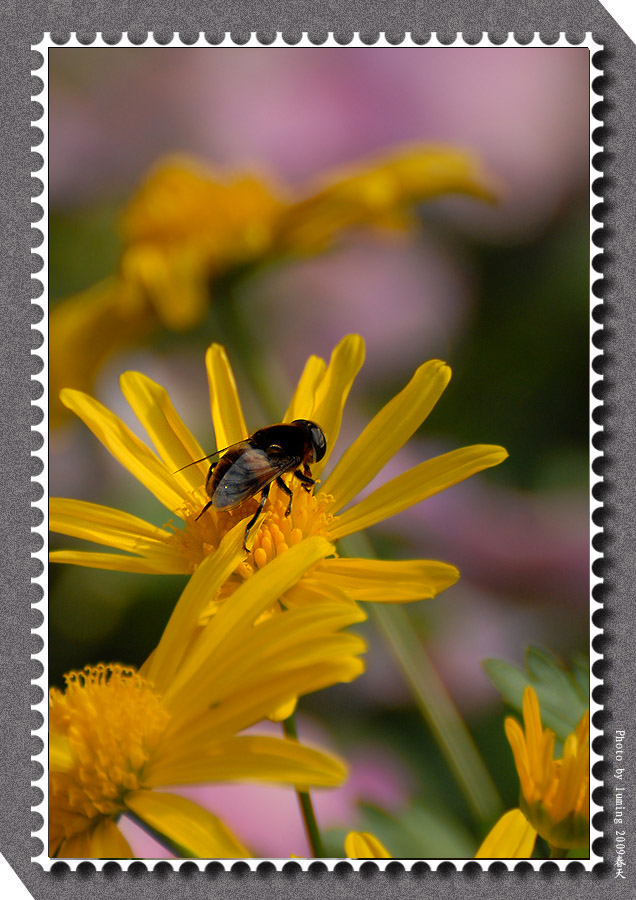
[243,484,271,551]
[195,499,214,521]
[294,469,315,493]
[203,463,218,501]
[276,476,294,516]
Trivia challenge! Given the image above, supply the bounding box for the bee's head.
[292,419,327,463]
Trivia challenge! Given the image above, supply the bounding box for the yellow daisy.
[50,335,507,615]
[344,831,391,859]
[292,831,391,860]
[474,809,538,859]
[120,145,495,325]
[476,686,589,858]
[120,160,285,330]
[50,532,366,858]
[279,143,496,252]
[50,144,496,419]
[50,334,507,614]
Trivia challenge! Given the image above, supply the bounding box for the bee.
[179,419,327,550]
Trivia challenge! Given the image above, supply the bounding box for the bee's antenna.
[174,447,227,474]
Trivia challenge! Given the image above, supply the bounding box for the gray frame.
[2,0,631,896]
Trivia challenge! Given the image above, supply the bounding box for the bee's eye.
[310,425,326,463]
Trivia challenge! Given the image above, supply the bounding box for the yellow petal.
[210,633,366,702]
[89,819,134,859]
[345,831,391,859]
[539,727,556,796]
[314,557,459,602]
[206,343,249,450]
[284,354,327,422]
[552,733,588,821]
[505,717,534,801]
[49,277,151,428]
[310,335,365,474]
[522,686,544,782]
[49,497,174,553]
[181,628,365,726]
[164,616,365,739]
[281,145,497,251]
[283,579,361,610]
[119,371,210,494]
[162,536,336,707]
[196,602,366,695]
[156,658,364,757]
[48,549,187,575]
[121,243,209,330]
[269,697,297,722]
[322,359,451,509]
[475,809,537,859]
[310,144,498,213]
[575,708,590,746]
[329,444,508,539]
[141,521,246,693]
[148,735,347,790]
[60,388,188,514]
[49,733,73,773]
[125,790,249,858]
[57,831,94,859]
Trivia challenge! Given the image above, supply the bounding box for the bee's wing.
[213,448,295,509]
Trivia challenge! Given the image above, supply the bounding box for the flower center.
[173,481,335,569]
[235,485,335,580]
[169,481,336,621]
[49,665,170,853]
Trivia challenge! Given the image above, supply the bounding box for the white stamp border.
[31,31,604,872]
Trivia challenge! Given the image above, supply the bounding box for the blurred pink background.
[49,47,591,852]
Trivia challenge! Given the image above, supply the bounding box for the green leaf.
[482,645,589,743]
[566,846,591,859]
[323,827,348,858]
[571,653,590,702]
[354,802,476,859]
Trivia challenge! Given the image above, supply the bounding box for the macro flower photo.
[48,44,592,860]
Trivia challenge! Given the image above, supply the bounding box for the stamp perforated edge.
[30,30,604,872]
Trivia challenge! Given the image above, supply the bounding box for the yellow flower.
[344,831,391,859]
[476,686,590,858]
[49,533,366,858]
[292,831,391,860]
[279,143,496,252]
[50,145,495,420]
[120,146,495,321]
[120,158,286,330]
[507,686,590,850]
[50,335,507,617]
[48,279,151,429]
[475,809,538,859]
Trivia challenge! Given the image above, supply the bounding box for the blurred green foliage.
[420,204,589,493]
[483,645,589,744]
[50,205,120,301]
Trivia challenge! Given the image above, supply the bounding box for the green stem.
[123,810,187,858]
[549,845,569,859]
[339,532,503,825]
[282,713,327,858]
[212,269,288,423]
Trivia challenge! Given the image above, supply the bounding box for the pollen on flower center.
[171,480,335,575]
[49,665,170,849]
[184,483,336,623]
[240,484,335,577]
